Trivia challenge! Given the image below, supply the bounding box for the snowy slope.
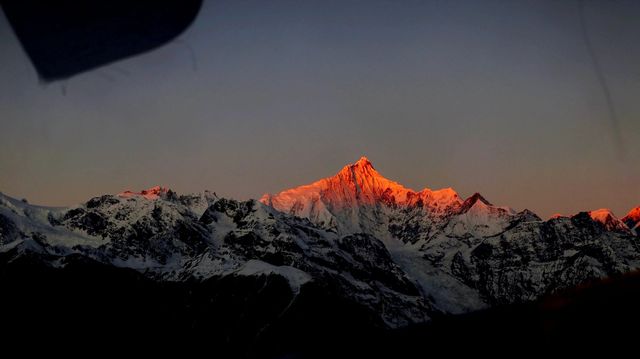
[0,189,429,327]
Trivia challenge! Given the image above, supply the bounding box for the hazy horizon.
[1,0,639,218]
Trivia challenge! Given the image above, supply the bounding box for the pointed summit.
[259,157,464,230]
[262,156,411,211]
[354,156,373,168]
[588,208,629,232]
[622,206,640,232]
[336,156,380,181]
[459,192,492,213]
[468,193,493,206]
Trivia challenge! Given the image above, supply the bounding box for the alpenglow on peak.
[259,156,467,230]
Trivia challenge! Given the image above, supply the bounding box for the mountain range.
[1,156,639,356]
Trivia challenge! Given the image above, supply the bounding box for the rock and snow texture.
[622,206,640,235]
[588,208,630,233]
[1,157,639,328]
[260,157,640,312]
[0,189,429,327]
[260,156,463,234]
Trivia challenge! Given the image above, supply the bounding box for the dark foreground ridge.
[2,251,639,358]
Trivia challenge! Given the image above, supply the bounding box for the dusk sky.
[1,0,639,218]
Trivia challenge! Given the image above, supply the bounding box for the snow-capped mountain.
[622,206,640,235]
[2,156,640,350]
[260,157,640,311]
[260,156,463,235]
[588,208,630,233]
[0,186,428,328]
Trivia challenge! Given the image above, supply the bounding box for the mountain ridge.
[260,157,637,234]
[260,156,464,211]
[1,156,640,352]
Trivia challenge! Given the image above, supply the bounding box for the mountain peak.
[468,192,492,206]
[589,208,616,220]
[118,186,169,200]
[459,192,493,213]
[354,156,373,168]
[622,206,640,230]
[623,206,640,221]
[588,208,629,232]
[337,156,379,179]
[260,157,464,227]
[549,213,567,219]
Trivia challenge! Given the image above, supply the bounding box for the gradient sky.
[1,0,639,218]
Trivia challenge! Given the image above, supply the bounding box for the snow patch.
[235,259,312,293]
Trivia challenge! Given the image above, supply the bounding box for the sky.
[1,0,639,218]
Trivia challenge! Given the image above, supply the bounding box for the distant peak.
[467,193,492,206]
[459,193,493,213]
[260,156,464,215]
[588,208,629,232]
[623,206,640,222]
[143,185,167,193]
[517,209,542,221]
[118,186,169,200]
[588,208,615,219]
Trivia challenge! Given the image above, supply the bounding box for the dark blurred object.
[1,0,202,81]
